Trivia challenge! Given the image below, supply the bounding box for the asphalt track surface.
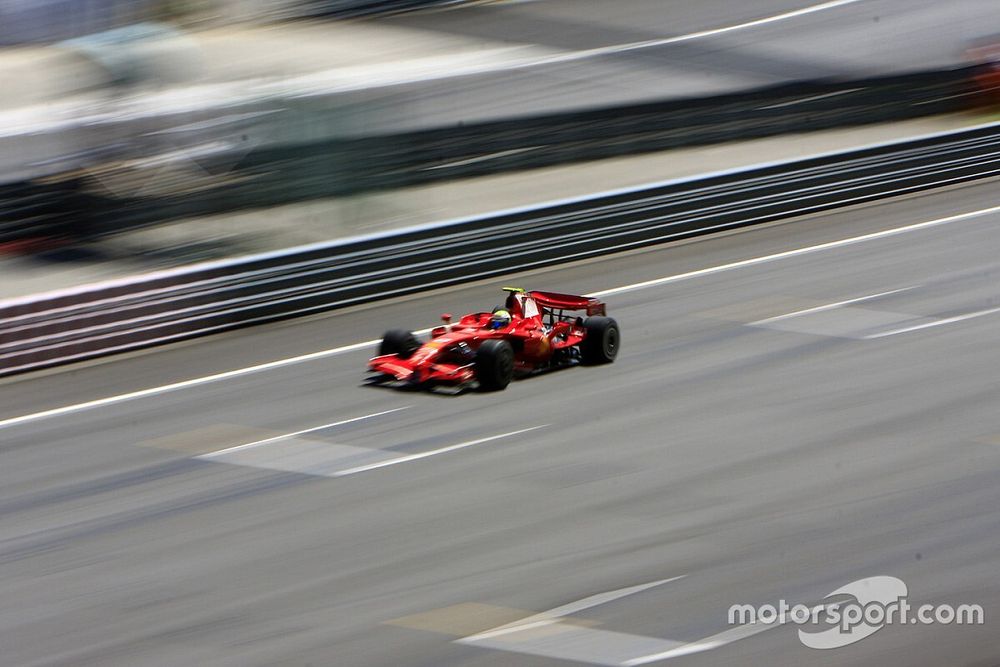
[378,0,1000,120]
[2,179,1000,665]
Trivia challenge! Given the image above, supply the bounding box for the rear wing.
[528,290,606,316]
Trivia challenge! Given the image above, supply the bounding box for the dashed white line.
[463,575,687,643]
[622,639,727,665]
[456,576,692,665]
[333,425,546,476]
[865,305,1000,339]
[198,407,410,458]
[748,287,917,325]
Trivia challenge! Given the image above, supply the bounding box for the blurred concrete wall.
[0,0,160,44]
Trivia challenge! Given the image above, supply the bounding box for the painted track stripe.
[748,287,917,325]
[462,575,686,642]
[333,426,546,476]
[198,407,410,458]
[865,305,1000,338]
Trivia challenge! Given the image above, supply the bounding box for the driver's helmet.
[488,309,512,330]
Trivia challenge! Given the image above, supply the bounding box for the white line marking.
[622,640,726,665]
[748,287,917,325]
[333,425,546,476]
[864,305,1000,339]
[459,576,840,666]
[0,327,431,431]
[463,576,687,643]
[590,204,1000,298]
[0,339,370,428]
[758,88,859,110]
[467,619,559,640]
[198,407,410,458]
[2,203,997,431]
[553,0,865,61]
[427,146,538,170]
[533,576,686,621]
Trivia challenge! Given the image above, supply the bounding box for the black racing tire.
[580,316,620,364]
[379,329,420,358]
[475,339,515,391]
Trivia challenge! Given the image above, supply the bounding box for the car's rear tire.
[475,339,514,390]
[380,329,420,358]
[581,316,620,364]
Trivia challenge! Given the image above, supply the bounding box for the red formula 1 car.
[367,287,619,391]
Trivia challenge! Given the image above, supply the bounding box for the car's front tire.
[380,329,420,358]
[475,339,514,390]
[580,316,620,364]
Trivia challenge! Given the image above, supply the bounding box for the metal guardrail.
[1,68,979,243]
[1,122,998,376]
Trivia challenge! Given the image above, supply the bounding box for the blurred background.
[4,5,1000,666]
[0,0,998,298]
